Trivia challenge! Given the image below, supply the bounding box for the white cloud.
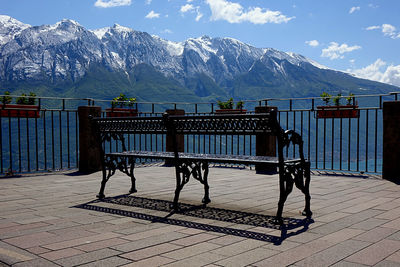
[366,25,380,31]
[180,4,194,13]
[321,42,361,60]
[94,0,131,8]
[349,6,360,14]
[365,24,400,39]
[162,29,173,34]
[205,0,294,24]
[306,40,319,47]
[145,10,160,19]
[145,0,152,5]
[349,59,400,87]
[195,10,203,21]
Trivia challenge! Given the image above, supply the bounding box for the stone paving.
[0,165,399,266]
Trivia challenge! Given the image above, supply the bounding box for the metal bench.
[92,111,312,224]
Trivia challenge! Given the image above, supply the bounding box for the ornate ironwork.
[92,111,312,225]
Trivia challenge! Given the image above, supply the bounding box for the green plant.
[111,93,136,108]
[217,98,234,109]
[217,98,244,110]
[1,91,12,105]
[236,100,244,109]
[333,93,342,106]
[345,93,354,105]
[16,92,36,105]
[320,92,331,105]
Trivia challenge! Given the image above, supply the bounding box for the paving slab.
[0,167,399,266]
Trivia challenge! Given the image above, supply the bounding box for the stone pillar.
[78,106,102,173]
[165,109,185,166]
[255,106,277,174]
[383,101,400,183]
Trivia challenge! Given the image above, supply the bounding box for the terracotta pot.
[0,104,40,118]
[105,108,138,117]
[316,105,359,118]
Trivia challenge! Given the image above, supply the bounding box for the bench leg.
[275,170,294,224]
[124,157,137,194]
[97,155,117,199]
[173,161,191,210]
[201,163,211,205]
[300,162,312,217]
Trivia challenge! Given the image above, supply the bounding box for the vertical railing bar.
[331,118,334,170]
[323,118,326,170]
[26,117,30,172]
[67,111,70,169]
[339,118,342,171]
[243,135,246,155]
[231,135,233,155]
[293,111,296,158]
[75,111,79,169]
[43,111,47,170]
[348,118,351,171]
[356,111,360,171]
[203,134,206,154]
[59,110,63,170]
[315,115,319,169]
[0,116,3,173]
[8,116,12,173]
[51,111,55,170]
[307,110,310,162]
[374,109,378,173]
[286,111,289,157]
[18,116,21,173]
[365,109,369,172]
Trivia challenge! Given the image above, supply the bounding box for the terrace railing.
[0,92,398,175]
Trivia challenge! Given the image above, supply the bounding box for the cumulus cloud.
[205,0,294,24]
[349,6,360,14]
[366,23,400,39]
[180,4,194,13]
[321,42,361,60]
[306,40,319,47]
[349,59,400,87]
[145,10,160,19]
[94,0,131,8]
[180,3,203,21]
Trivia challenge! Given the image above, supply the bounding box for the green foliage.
[332,93,342,106]
[320,92,331,105]
[111,93,136,108]
[346,93,354,105]
[217,98,234,109]
[1,91,12,104]
[236,100,244,109]
[16,92,36,105]
[217,98,244,109]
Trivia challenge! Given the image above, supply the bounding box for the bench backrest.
[93,111,281,136]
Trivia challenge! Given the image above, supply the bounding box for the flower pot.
[106,108,138,117]
[215,109,247,114]
[316,105,359,118]
[0,104,40,118]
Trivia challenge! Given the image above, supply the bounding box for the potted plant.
[0,92,40,118]
[316,92,359,119]
[106,93,138,117]
[215,98,247,114]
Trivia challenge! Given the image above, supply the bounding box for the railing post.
[255,106,277,174]
[383,101,400,183]
[78,106,102,173]
[165,109,185,166]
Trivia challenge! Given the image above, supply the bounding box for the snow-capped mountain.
[0,15,397,102]
[0,16,321,83]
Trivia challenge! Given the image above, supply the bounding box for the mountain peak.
[0,15,31,45]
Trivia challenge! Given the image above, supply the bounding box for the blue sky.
[1,0,400,86]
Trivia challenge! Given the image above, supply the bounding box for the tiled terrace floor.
[0,165,399,266]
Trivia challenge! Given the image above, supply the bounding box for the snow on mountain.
[0,15,30,45]
[0,16,328,84]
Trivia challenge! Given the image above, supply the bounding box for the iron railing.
[1,92,399,175]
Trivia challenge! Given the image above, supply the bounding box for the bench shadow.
[74,194,314,245]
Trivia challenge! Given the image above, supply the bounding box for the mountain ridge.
[0,15,398,103]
